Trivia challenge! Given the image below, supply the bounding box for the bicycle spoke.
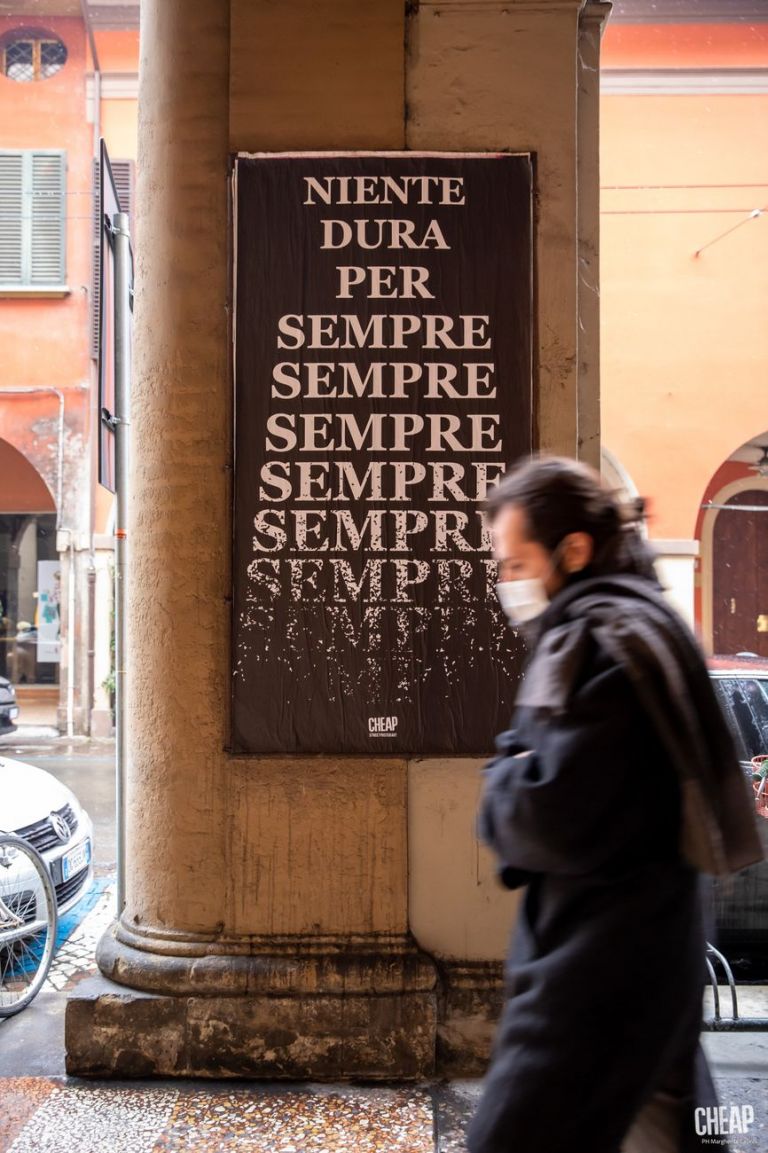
[0,836,58,1014]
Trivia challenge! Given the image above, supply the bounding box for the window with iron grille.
[91,158,134,358]
[0,150,66,287]
[2,33,67,82]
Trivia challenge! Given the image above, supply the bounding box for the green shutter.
[91,157,133,358]
[0,150,65,286]
[29,151,65,284]
[91,158,100,358]
[0,152,24,283]
[111,160,134,223]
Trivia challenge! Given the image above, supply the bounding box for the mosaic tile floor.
[0,1081,446,1153]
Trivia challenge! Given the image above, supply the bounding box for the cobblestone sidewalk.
[45,871,116,992]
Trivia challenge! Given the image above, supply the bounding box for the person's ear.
[561,532,594,574]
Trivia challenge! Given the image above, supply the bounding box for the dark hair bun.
[484,454,657,583]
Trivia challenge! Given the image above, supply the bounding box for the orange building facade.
[600,3,768,655]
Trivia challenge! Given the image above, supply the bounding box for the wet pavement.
[1,737,767,1151]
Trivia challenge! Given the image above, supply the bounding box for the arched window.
[2,31,67,82]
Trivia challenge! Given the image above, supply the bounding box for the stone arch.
[696,432,768,654]
[0,436,56,514]
[601,446,639,502]
[0,439,58,680]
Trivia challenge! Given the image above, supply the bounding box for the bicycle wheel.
[0,833,58,1017]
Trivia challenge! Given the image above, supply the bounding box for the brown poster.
[232,153,533,754]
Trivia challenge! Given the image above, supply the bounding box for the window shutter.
[91,158,134,358]
[91,158,101,358]
[111,161,134,224]
[0,152,24,283]
[30,151,65,284]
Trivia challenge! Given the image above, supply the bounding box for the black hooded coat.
[466,574,764,1153]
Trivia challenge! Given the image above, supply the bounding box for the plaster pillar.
[89,537,114,739]
[654,540,700,629]
[406,0,601,458]
[405,0,611,1072]
[66,0,436,1080]
[55,534,73,734]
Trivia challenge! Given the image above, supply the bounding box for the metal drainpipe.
[80,0,101,737]
[67,537,76,738]
[81,0,102,155]
[86,563,96,737]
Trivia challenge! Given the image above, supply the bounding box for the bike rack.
[701,942,768,1031]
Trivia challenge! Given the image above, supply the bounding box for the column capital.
[581,0,613,27]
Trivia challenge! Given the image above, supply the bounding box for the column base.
[56,705,88,735]
[65,973,436,1079]
[436,960,504,1077]
[65,921,438,1079]
[89,707,114,739]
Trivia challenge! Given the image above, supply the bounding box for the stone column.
[67,0,233,1069]
[66,0,436,1080]
[106,0,232,939]
[578,2,612,468]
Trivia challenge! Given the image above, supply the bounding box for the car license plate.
[62,838,91,881]
[9,707,18,719]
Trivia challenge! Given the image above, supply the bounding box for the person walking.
[467,456,765,1153]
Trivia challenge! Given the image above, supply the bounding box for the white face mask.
[494,541,568,626]
[494,577,551,626]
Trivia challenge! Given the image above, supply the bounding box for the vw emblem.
[49,812,70,842]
